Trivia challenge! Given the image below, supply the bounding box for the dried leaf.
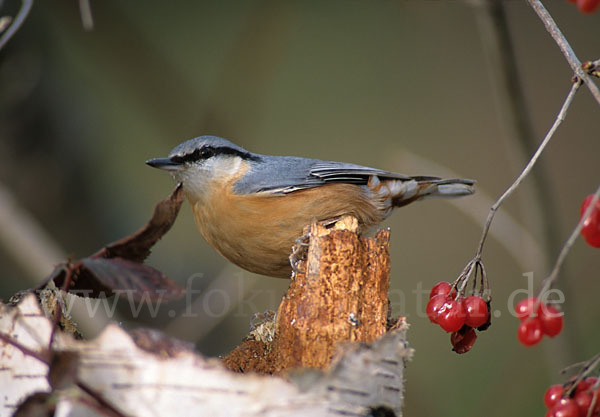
[77,257,184,301]
[44,256,184,301]
[39,185,185,300]
[43,265,111,299]
[97,184,184,262]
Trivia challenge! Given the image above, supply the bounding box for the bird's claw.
[289,232,310,277]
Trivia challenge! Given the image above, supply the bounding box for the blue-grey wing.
[309,162,412,183]
[233,156,432,195]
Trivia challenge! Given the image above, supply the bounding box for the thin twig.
[393,149,548,271]
[78,0,94,31]
[473,79,582,260]
[0,0,33,51]
[472,0,561,262]
[0,332,50,364]
[76,380,131,417]
[590,392,599,417]
[535,185,600,301]
[526,0,600,107]
[562,353,600,396]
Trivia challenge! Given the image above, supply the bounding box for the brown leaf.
[39,185,185,300]
[43,264,112,299]
[46,259,184,301]
[96,183,184,262]
[76,257,184,301]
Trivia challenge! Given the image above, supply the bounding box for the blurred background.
[1,0,599,415]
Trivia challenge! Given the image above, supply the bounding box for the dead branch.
[0,217,411,417]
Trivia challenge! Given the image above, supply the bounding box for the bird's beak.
[145,157,182,171]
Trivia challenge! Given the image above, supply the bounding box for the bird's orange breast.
[187,173,383,278]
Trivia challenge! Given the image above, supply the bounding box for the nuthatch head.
[147,136,475,278]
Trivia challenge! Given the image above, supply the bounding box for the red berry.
[575,377,598,395]
[582,229,600,247]
[575,379,591,394]
[584,377,598,390]
[538,304,564,337]
[429,281,455,299]
[463,296,490,328]
[545,384,564,409]
[515,297,538,320]
[517,318,543,346]
[547,398,581,417]
[450,326,477,354]
[575,391,592,416]
[426,294,447,323]
[437,298,466,332]
[577,0,600,13]
[580,194,600,247]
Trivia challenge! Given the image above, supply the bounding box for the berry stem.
[451,259,490,302]
[472,79,581,262]
[534,186,600,313]
[562,353,600,397]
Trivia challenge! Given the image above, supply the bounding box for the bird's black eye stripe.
[170,146,261,164]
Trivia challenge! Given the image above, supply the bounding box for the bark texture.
[223,216,393,374]
[0,216,411,417]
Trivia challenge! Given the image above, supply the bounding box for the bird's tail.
[381,176,475,208]
[418,177,476,198]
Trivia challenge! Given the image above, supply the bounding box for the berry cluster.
[566,0,600,14]
[544,378,600,417]
[515,297,564,346]
[427,281,490,354]
[581,195,600,248]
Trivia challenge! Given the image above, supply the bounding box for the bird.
[146,136,475,278]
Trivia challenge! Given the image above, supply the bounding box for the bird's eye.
[186,147,214,162]
[170,146,216,164]
[200,147,214,159]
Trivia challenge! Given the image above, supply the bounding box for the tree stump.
[0,216,411,416]
[223,216,394,374]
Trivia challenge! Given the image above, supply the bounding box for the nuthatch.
[146,136,475,278]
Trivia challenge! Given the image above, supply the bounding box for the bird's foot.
[289,231,311,277]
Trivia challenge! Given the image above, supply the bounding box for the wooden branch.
[0,216,411,416]
[526,0,600,106]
